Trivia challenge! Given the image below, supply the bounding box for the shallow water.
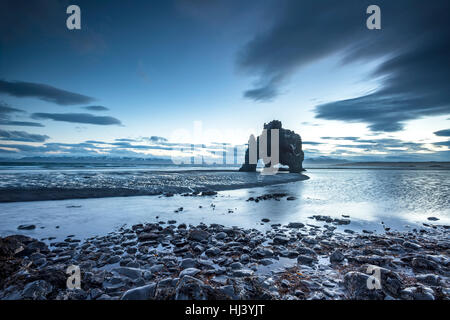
[0,166,306,202]
[0,168,448,242]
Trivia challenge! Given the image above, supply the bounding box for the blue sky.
[0,0,449,161]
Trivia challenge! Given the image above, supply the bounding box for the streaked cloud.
[0,80,95,105]
[0,101,44,127]
[31,112,122,126]
[83,106,109,111]
[0,129,49,142]
[434,129,450,137]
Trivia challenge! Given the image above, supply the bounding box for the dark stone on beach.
[273,236,289,245]
[297,255,315,265]
[427,217,439,221]
[215,232,227,239]
[232,269,254,277]
[259,258,273,266]
[344,272,384,300]
[17,224,36,230]
[330,250,345,263]
[400,286,435,300]
[113,267,144,280]
[175,276,208,300]
[107,255,121,264]
[179,268,201,278]
[180,258,197,269]
[121,283,156,300]
[138,232,159,242]
[261,218,270,223]
[297,246,316,256]
[22,280,53,300]
[286,196,297,201]
[411,257,439,270]
[205,246,221,256]
[403,241,422,250]
[188,229,210,241]
[230,262,243,270]
[416,274,441,286]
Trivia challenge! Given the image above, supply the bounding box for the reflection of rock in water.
[239,120,304,173]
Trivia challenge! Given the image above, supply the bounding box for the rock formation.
[239,120,304,173]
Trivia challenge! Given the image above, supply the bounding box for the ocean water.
[0,164,448,242]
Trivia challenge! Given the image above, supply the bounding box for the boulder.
[239,120,304,173]
[188,229,210,242]
[121,284,157,300]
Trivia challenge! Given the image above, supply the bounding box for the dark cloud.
[148,136,168,143]
[321,137,359,141]
[0,120,45,127]
[243,77,280,102]
[302,141,323,145]
[83,106,109,111]
[0,129,49,142]
[0,101,44,127]
[85,140,110,144]
[31,113,122,126]
[434,129,450,137]
[112,142,172,150]
[238,0,450,132]
[434,140,450,147]
[115,138,138,142]
[0,80,95,105]
[0,102,24,115]
[0,148,17,154]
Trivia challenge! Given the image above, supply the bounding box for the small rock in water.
[427,217,439,221]
[201,190,217,196]
[261,218,270,223]
[17,224,36,230]
[287,222,305,228]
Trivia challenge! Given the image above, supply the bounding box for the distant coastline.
[328,161,450,170]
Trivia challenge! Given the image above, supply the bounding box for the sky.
[0,0,449,162]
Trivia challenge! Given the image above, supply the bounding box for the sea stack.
[239,120,304,173]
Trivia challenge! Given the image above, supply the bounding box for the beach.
[1,215,448,300]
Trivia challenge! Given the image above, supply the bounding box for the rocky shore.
[1,218,449,300]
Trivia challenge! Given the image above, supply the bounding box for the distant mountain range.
[303,156,349,164]
[0,156,175,164]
